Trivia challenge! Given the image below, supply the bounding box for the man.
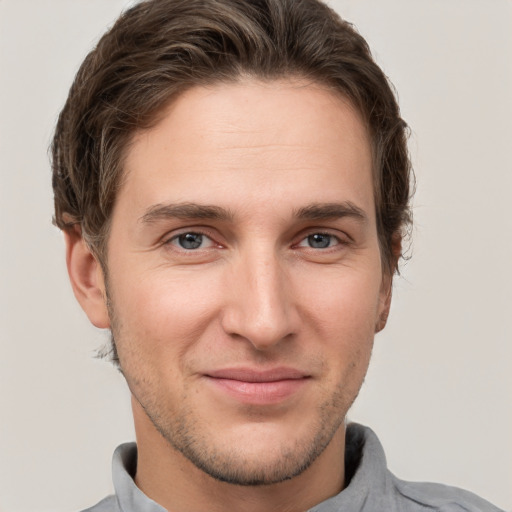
[51,0,504,511]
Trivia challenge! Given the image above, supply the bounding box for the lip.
[204,367,310,405]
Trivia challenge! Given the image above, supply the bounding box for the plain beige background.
[1,1,511,511]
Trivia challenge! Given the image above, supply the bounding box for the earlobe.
[64,225,110,329]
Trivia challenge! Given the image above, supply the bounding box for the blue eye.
[169,232,214,250]
[308,233,333,248]
[178,233,203,249]
[299,233,339,249]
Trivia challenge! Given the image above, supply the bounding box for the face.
[102,80,390,485]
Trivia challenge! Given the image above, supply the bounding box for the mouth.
[203,367,310,405]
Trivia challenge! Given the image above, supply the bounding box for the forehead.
[120,79,374,222]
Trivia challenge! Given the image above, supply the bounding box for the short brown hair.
[52,0,412,274]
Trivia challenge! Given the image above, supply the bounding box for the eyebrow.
[294,202,368,223]
[139,203,234,224]
[139,201,367,225]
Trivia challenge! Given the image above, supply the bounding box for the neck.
[131,398,346,512]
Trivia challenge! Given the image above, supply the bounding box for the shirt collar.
[309,423,395,511]
[112,441,167,512]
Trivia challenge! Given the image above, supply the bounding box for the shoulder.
[391,475,506,512]
[340,423,505,512]
[80,494,118,512]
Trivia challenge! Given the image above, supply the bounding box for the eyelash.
[164,229,220,252]
[295,232,345,250]
[163,229,349,253]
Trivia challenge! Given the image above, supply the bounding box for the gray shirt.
[83,423,504,512]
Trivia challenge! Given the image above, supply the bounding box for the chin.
[150,407,345,486]
[172,437,328,486]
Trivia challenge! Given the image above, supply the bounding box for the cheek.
[110,267,223,356]
[298,266,383,335]
[295,265,382,386]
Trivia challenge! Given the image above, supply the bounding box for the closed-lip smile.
[204,367,310,404]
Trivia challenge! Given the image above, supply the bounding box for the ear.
[64,225,110,329]
[375,234,402,333]
[375,275,392,333]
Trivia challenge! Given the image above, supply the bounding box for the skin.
[66,79,393,512]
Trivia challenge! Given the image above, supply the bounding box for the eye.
[168,232,215,250]
[298,233,340,249]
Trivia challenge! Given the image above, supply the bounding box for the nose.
[220,249,298,351]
